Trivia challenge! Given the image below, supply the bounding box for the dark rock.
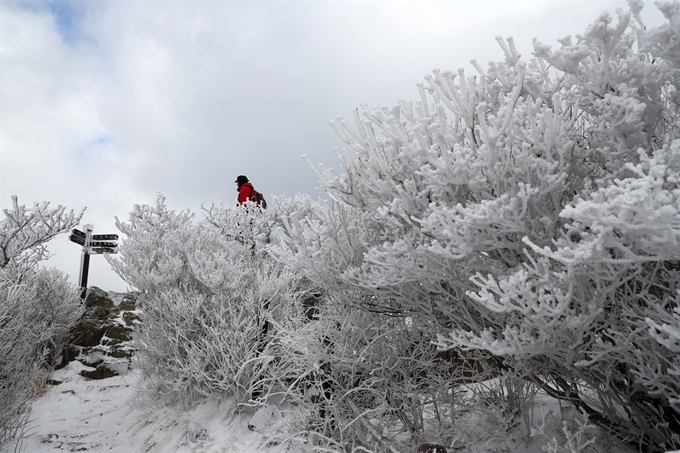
[86,306,110,319]
[80,364,117,380]
[122,312,141,326]
[417,444,447,453]
[101,337,124,347]
[84,286,114,309]
[54,345,80,370]
[118,293,137,311]
[79,357,103,368]
[47,379,62,386]
[60,290,139,381]
[105,324,132,341]
[109,349,133,359]
[71,319,107,347]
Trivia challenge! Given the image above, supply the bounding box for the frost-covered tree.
[0,196,83,444]
[0,195,84,278]
[274,2,680,450]
[108,195,317,407]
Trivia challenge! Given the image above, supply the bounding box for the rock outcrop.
[58,287,140,381]
[84,286,114,309]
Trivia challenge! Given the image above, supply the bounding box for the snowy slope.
[3,362,651,453]
[1,362,289,453]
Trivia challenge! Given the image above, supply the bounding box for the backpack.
[249,189,267,209]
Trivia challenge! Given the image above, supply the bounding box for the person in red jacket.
[236,175,254,205]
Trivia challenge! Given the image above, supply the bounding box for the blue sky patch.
[77,134,116,159]
[10,0,92,45]
[45,0,85,44]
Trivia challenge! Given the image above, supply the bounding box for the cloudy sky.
[0,0,666,292]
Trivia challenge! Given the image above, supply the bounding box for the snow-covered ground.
[8,363,143,452]
[1,360,652,453]
[1,361,289,453]
[4,363,680,453]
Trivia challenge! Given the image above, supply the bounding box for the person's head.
[235,175,249,186]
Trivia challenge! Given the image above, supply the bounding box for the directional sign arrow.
[92,234,118,241]
[90,241,117,248]
[71,228,87,239]
[69,234,86,246]
[89,247,118,254]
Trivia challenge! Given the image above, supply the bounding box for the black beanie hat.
[235,175,249,184]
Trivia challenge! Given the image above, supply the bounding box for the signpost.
[69,224,119,299]
[93,234,118,241]
[69,234,86,246]
[90,241,117,248]
[71,229,87,239]
[90,247,117,254]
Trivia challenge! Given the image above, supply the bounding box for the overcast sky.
[0,0,666,292]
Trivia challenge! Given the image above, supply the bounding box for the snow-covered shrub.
[273,300,497,453]
[275,3,680,450]
[107,194,196,297]
[0,195,83,276]
[534,410,601,453]
[0,196,83,444]
[109,195,313,407]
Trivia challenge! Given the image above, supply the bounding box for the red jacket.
[237,182,254,204]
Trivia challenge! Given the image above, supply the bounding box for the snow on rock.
[107,291,126,307]
[84,287,114,308]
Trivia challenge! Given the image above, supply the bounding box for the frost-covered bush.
[109,195,315,407]
[0,196,83,444]
[274,300,497,453]
[274,2,680,450]
[1,195,83,276]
